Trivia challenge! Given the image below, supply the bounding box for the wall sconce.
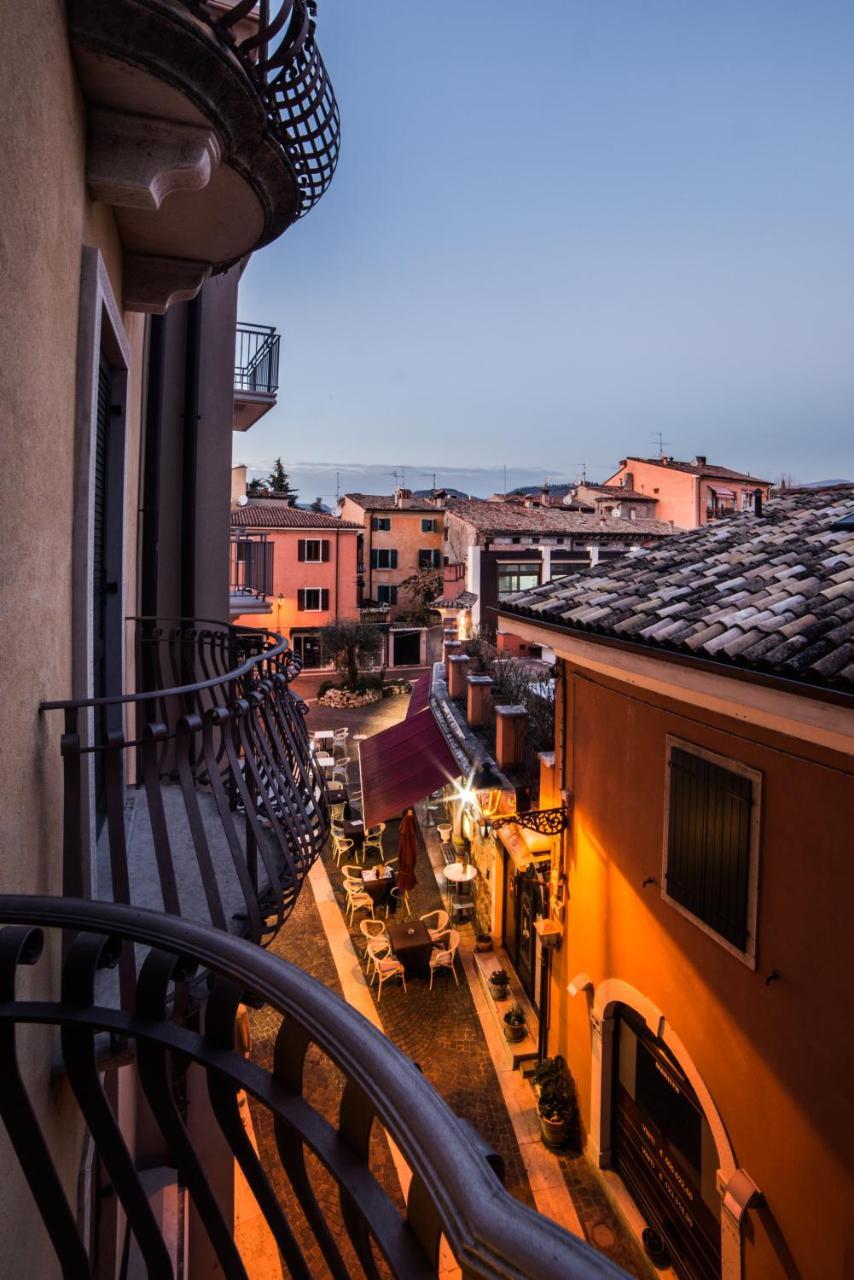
[567,971,594,998]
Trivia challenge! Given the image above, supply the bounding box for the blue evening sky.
[236,1,854,497]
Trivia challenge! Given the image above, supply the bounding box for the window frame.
[377,584,398,606]
[371,548,398,570]
[298,587,329,612]
[418,548,441,569]
[421,517,437,533]
[496,561,541,600]
[660,736,762,969]
[371,515,391,531]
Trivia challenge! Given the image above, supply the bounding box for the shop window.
[662,738,761,964]
[497,562,540,599]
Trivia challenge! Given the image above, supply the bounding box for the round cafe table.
[444,862,477,887]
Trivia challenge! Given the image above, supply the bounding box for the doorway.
[612,1008,721,1280]
[392,629,422,667]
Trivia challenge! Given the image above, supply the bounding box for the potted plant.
[488,968,509,1000]
[503,1004,527,1043]
[531,1054,568,1099]
[475,932,494,953]
[537,1088,574,1148]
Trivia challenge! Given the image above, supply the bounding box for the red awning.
[406,673,430,719]
[359,709,461,828]
[708,484,735,498]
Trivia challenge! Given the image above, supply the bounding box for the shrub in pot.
[532,1054,568,1100]
[503,1005,527,1043]
[488,968,509,1000]
[534,1057,579,1149]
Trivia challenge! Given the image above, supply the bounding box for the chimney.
[394,487,412,509]
[524,496,534,509]
[231,464,247,504]
[693,455,707,468]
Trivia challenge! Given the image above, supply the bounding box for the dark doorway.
[294,633,322,669]
[612,1009,721,1280]
[513,868,541,1010]
[392,629,421,666]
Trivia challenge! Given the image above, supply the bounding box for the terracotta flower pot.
[503,1015,526,1043]
[538,1111,570,1149]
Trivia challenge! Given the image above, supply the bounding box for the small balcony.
[233,323,281,430]
[230,532,275,612]
[40,617,329,1000]
[68,0,340,310]
[0,895,623,1278]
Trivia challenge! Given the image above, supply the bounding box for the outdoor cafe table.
[361,865,394,908]
[386,919,433,977]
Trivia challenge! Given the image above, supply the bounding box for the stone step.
[472,947,539,1070]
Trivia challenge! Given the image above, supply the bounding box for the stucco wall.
[0,5,92,1274]
[232,526,360,636]
[551,661,854,1279]
[339,499,442,616]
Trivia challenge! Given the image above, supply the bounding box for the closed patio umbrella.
[397,807,418,891]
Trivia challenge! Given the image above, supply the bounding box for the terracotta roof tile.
[500,487,854,693]
[231,506,361,530]
[445,498,672,538]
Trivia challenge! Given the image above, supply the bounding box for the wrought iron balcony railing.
[40,618,329,1004]
[235,322,281,397]
[231,533,275,598]
[0,896,626,1279]
[184,0,340,218]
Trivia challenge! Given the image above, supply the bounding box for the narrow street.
[247,679,652,1279]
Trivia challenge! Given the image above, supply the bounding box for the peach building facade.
[605,457,771,530]
[230,503,361,666]
[497,489,854,1280]
[338,489,443,617]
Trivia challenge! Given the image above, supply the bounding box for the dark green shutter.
[298,540,306,562]
[297,589,306,611]
[321,589,329,610]
[390,550,398,569]
[666,747,753,950]
[321,540,330,562]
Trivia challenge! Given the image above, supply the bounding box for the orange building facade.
[496,490,854,1280]
[231,503,361,667]
[605,457,771,530]
[338,489,443,618]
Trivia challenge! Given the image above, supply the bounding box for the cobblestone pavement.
[558,1155,653,1279]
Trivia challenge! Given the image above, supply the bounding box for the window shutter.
[667,747,753,950]
[298,540,306,562]
[321,589,330,610]
[390,586,398,604]
[321,540,330,562]
[391,550,398,569]
[371,549,378,569]
[297,589,306,611]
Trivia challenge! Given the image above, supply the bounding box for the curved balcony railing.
[0,897,627,1279]
[41,618,330,1004]
[191,0,341,216]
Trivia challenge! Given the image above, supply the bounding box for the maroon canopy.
[406,673,430,719]
[358,708,460,829]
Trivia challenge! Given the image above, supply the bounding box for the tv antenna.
[421,471,438,492]
[574,462,588,484]
[652,432,670,459]
[386,466,407,487]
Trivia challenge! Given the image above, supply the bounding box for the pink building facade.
[605,456,771,530]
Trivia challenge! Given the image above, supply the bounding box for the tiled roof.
[433,590,478,609]
[231,505,360,529]
[445,499,672,538]
[342,493,440,512]
[501,487,854,693]
[580,484,658,502]
[618,457,772,485]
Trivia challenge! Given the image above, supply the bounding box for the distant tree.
[246,476,266,496]
[775,472,797,490]
[267,457,298,504]
[400,568,444,624]
[310,496,325,512]
[319,620,384,689]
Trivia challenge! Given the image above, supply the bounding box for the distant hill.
[412,487,471,499]
[509,483,574,497]
[795,479,852,489]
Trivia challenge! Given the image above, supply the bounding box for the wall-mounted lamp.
[567,971,594,998]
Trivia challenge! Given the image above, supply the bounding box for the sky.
[235,0,854,499]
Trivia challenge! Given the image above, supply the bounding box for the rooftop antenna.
[386,466,407,488]
[574,463,588,484]
[652,432,670,459]
[421,471,437,492]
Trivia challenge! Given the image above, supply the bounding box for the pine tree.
[267,457,298,505]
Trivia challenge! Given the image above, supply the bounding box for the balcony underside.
[68,0,338,310]
[234,388,277,430]
[229,590,272,615]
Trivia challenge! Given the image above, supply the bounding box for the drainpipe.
[335,525,340,618]
[140,314,165,624]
